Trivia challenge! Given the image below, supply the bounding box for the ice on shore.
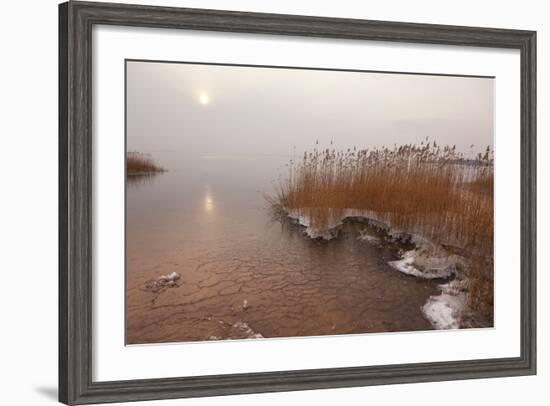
[207,320,263,341]
[388,249,461,280]
[422,280,467,329]
[288,208,462,280]
[284,207,472,330]
[358,229,380,245]
[288,208,402,241]
[388,242,467,328]
[422,293,462,329]
[388,250,429,277]
[159,271,181,282]
[287,211,342,240]
[145,271,181,293]
[231,321,263,339]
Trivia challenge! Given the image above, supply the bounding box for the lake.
[126,153,440,344]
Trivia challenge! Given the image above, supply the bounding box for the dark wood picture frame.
[59,1,537,404]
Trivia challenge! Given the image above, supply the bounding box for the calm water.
[126,155,440,344]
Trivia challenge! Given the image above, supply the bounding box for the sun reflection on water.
[204,194,214,213]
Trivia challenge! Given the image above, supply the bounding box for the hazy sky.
[127,61,494,166]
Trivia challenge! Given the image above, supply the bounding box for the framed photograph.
[59,1,536,404]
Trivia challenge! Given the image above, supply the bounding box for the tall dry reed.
[275,140,494,321]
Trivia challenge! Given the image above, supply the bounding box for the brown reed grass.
[127,151,164,175]
[275,140,494,322]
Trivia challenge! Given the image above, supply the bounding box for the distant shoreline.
[127,151,165,176]
[127,169,166,177]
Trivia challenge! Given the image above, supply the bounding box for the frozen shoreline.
[286,208,468,330]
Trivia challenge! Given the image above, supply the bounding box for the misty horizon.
[127,60,494,171]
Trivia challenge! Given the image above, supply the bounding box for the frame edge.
[520,29,537,377]
[61,1,537,404]
[59,2,70,404]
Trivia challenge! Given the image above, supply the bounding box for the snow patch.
[389,250,432,278]
[287,211,342,240]
[145,271,181,293]
[387,242,467,329]
[422,280,467,329]
[388,249,459,279]
[160,271,181,282]
[231,321,263,339]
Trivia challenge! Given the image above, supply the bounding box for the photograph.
[125,60,494,345]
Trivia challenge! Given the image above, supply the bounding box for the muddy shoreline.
[282,207,492,330]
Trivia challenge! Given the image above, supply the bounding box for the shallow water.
[126,156,440,344]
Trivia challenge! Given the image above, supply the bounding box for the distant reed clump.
[127,151,165,175]
[275,140,494,321]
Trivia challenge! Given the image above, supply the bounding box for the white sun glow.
[199,93,210,106]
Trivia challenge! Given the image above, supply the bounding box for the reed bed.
[275,140,494,321]
[127,151,164,175]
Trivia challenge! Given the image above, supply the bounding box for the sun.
[199,93,210,106]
